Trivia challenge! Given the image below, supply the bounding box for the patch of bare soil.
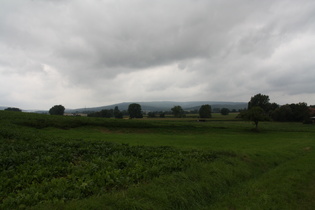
[303,147,311,151]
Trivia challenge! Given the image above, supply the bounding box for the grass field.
[1,111,315,209]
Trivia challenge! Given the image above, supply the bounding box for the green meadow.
[1,111,315,209]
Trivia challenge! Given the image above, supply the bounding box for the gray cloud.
[1,0,315,109]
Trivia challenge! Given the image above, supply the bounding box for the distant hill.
[0,106,8,110]
[0,106,48,113]
[66,101,247,113]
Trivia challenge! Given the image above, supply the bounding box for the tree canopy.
[49,105,65,115]
[128,103,143,118]
[241,93,274,130]
[241,93,311,128]
[220,108,230,115]
[114,106,123,119]
[171,105,184,118]
[271,102,310,122]
[248,93,271,112]
[241,106,267,130]
[199,104,212,118]
[4,107,22,112]
[88,109,113,118]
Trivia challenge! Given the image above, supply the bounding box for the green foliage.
[289,102,310,122]
[49,105,65,115]
[160,113,165,118]
[146,111,166,118]
[113,106,123,119]
[147,112,156,118]
[199,104,212,118]
[88,109,114,118]
[248,93,270,111]
[0,126,220,208]
[220,108,230,115]
[171,105,184,118]
[248,93,279,114]
[240,106,268,130]
[271,102,310,123]
[248,94,310,123]
[4,107,22,112]
[271,104,293,121]
[128,103,143,118]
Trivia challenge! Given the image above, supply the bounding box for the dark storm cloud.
[1,0,315,109]
[49,1,270,74]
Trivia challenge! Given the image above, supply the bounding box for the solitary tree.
[49,105,65,115]
[241,106,267,131]
[199,104,212,118]
[248,93,270,112]
[220,108,230,115]
[171,105,184,118]
[128,103,143,118]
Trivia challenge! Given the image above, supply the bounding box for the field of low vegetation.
[1,110,315,209]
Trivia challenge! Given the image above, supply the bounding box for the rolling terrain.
[1,111,314,209]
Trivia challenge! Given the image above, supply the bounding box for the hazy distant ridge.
[66,101,247,113]
[0,106,7,110]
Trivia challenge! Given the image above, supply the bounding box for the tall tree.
[128,103,143,118]
[171,105,184,118]
[49,105,65,115]
[248,93,270,112]
[199,104,212,118]
[241,106,267,130]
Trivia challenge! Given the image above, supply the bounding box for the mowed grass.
[1,111,315,209]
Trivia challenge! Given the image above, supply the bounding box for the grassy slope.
[1,111,315,209]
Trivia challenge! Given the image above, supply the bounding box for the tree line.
[87,106,123,118]
[85,103,228,119]
[9,95,314,124]
[240,93,314,130]
[45,103,217,119]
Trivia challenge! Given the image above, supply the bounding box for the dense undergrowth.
[1,111,315,209]
[0,135,225,208]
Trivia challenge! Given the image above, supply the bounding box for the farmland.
[1,111,315,209]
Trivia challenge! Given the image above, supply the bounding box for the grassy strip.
[209,149,315,209]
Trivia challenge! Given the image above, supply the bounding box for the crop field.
[1,111,315,209]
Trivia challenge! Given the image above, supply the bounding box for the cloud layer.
[1,0,315,109]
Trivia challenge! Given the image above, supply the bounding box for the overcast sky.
[1,0,315,110]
